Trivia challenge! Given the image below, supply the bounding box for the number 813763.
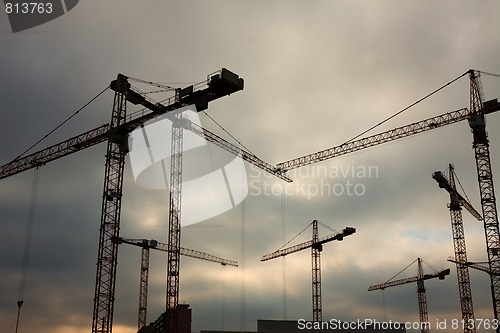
[5,3,53,14]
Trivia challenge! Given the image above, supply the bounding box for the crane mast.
[139,245,149,330]
[433,164,479,333]
[368,258,450,333]
[261,220,355,321]
[468,71,500,324]
[167,113,183,333]
[416,258,429,333]
[113,237,237,330]
[92,74,129,333]
[311,220,322,321]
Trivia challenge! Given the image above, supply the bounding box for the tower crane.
[448,257,500,276]
[0,68,290,333]
[275,70,500,324]
[112,237,237,330]
[261,220,356,321]
[433,164,482,333]
[368,258,450,333]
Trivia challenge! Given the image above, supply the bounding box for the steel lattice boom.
[261,225,355,261]
[262,220,355,321]
[433,167,483,220]
[115,237,238,266]
[277,105,499,172]
[367,265,450,291]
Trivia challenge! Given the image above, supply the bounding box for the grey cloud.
[1,1,500,332]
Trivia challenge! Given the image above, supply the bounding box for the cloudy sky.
[1,1,500,333]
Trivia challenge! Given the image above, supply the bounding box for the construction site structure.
[433,164,482,333]
[261,220,356,321]
[0,68,292,333]
[2,69,500,332]
[368,258,450,333]
[275,70,500,325]
[113,237,237,330]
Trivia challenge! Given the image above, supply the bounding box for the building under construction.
[138,305,192,333]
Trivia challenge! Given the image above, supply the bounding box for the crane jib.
[277,98,500,172]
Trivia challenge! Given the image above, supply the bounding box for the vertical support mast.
[311,220,322,321]
[416,258,429,333]
[167,112,184,333]
[138,246,150,330]
[448,165,476,333]
[469,70,500,324]
[92,74,128,333]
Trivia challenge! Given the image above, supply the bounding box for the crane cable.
[15,166,41,333]
[202,111,253,154]
[220,265,226,331]
[240,199,246,331]
[385,258,418,283]
[13,86,109,161]
[421,258,446,274]
[278,221,313,251]
[126,76,177,91]
[318,221,338,233]
[381,289,387,321]
[341,71,469,146]
[453,170,472,207]
[200,106,271,328]
[479,71,500,78]
[281,180,287,320]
